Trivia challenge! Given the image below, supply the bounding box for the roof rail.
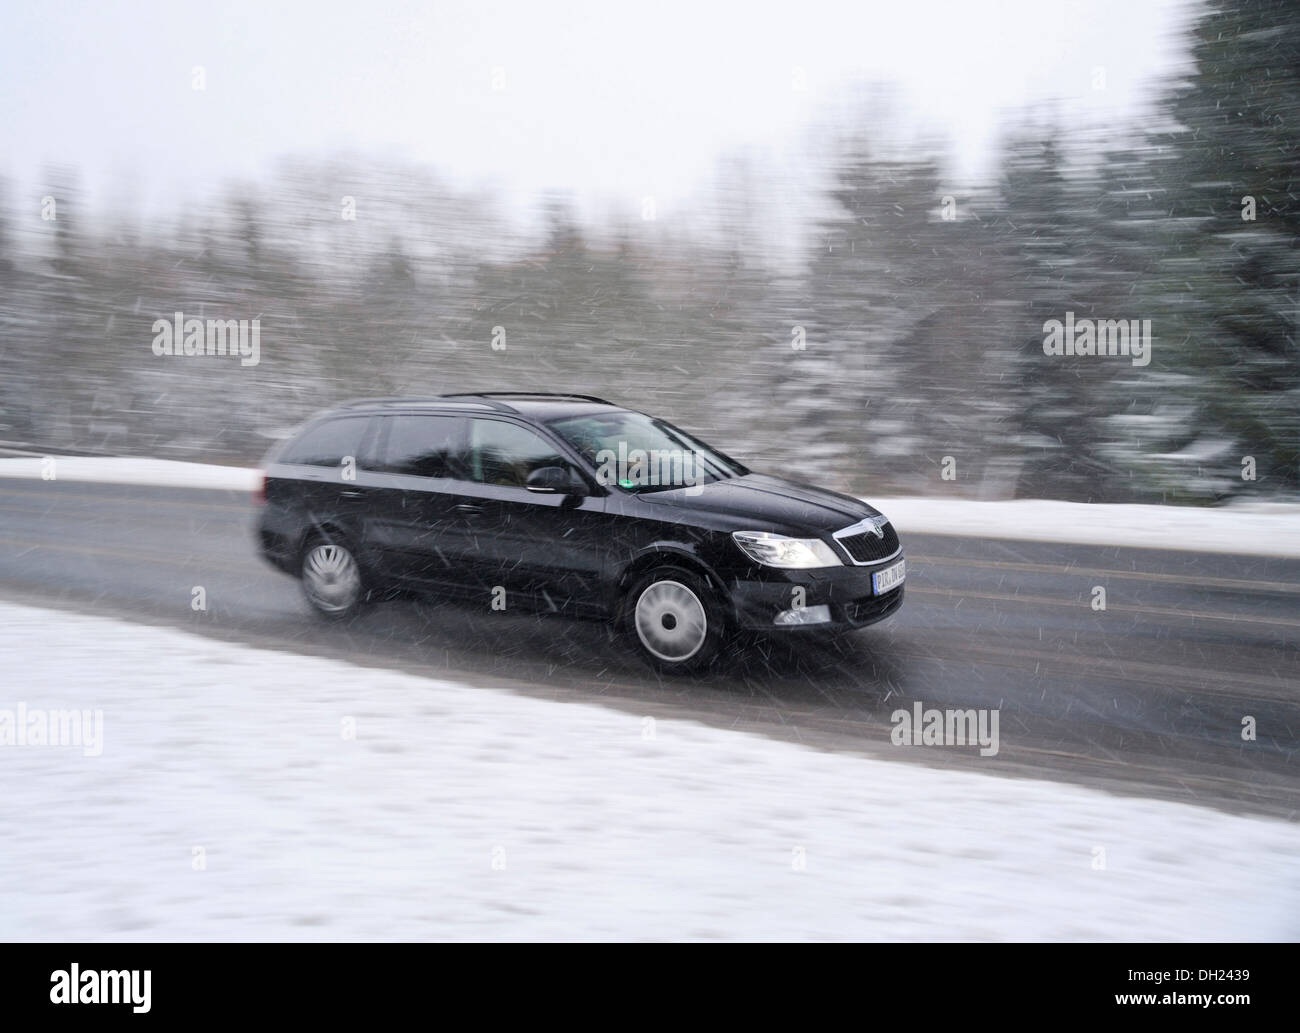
[337,396,514,412]
[440,391,615,406]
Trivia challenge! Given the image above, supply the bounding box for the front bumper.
[727,557,906,631]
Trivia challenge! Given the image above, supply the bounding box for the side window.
[279,417,370,468]
[466,419,568,488]
[378,415,464,478]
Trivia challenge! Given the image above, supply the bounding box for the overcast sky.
[0,0,1193,224]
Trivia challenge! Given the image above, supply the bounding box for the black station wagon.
[256,393,905,672]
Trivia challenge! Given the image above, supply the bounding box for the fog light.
[774,604,831,626]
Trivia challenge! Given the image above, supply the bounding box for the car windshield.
[549,411,746,493]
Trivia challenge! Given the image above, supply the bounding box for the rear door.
[363,412,474,590]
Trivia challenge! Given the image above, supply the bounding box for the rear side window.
[378,415,464,478]
[279,417,371,467]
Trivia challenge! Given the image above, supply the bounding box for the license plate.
[872,559,905,595]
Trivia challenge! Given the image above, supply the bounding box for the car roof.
[330,393,627,421]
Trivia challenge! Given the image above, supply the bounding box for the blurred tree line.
[0,0,1295,502]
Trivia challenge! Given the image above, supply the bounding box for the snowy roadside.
[876,496,1300,558]
[0,456,260,492]
[2,454,1298,557]
[0,599,1296,942]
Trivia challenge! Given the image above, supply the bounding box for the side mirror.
[526,465,586,495]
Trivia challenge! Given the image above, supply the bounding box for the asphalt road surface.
[1,479,1297,819]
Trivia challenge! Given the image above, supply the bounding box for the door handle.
[340,489,364,498]
[454,503,483,515]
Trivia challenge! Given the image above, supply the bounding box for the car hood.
[634,472,880,535]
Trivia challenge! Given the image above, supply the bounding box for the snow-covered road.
[1,599,1296,941]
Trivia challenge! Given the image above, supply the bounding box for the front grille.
[836,521,900,564]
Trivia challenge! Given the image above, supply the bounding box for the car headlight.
[731,530,842,569]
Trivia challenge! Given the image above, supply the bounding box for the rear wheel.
[623,566,725,673]
[300,537,365,620]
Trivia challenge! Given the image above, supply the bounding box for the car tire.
[299,534,366,620]
[622,565,726,674]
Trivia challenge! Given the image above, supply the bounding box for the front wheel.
[623,566,726,674]
[300,537,365,620]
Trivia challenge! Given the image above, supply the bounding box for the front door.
[452,416,610,615]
